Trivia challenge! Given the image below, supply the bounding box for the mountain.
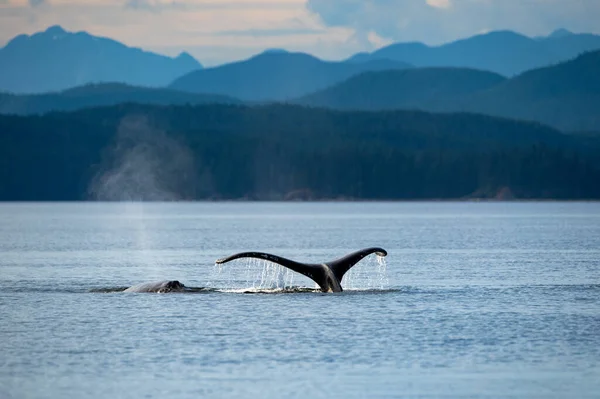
[545,28,574,39]
[456,50,600,132]
[296,68,506,111]
[350,30,600,76]
[0,83,241,115]
[0,25,203,94]
[297,50,600,132]
[169,51,411,101]
[542,32,600,61]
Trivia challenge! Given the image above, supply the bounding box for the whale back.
[123,280,185,293]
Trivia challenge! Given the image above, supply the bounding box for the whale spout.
[215,247,388,292]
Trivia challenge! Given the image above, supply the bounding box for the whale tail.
[215,247,387,292]
[326,247,388,283]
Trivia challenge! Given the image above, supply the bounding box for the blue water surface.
[1,202,599,398]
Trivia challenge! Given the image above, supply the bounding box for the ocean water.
[0,202,599,398]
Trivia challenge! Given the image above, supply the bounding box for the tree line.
[0,103,599,201]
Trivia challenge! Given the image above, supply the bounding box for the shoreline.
[1,199,600,203]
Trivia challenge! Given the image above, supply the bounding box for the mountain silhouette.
[545,28,574,39]
[459,50,600,131]
[0,25,203,93]
[298,50,600,132]
[0,83,240,115]
[169,51,411,101]
[349,30,600,76]
[296,68,506,111]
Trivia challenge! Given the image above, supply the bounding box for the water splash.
[342,254,389,291]
[376,254,390,289]
[213,258,298,291]
[253,259,297,290]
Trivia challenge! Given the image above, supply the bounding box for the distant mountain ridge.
[457,50,600,131]
[0,25,203,93]
[0,83,240,115]
[296,68,506,111]
[169,51,412,101]
[297,50,600,132]
[349,29,600,76]
[2,24,600,127]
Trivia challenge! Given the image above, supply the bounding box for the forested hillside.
[169,52,411,101]
[296,68,506,111]
[0,83,240,115]
[1,104,598,201]
[298,51,600,132]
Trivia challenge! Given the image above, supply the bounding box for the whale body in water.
[119,248,387,293]
[123,280,186,293]
[216,247,388,292]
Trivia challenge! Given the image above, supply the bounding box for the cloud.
[307,0,600,45]
[28,0,45,6]
[124,0,184,11]
[0,0,350,66]
[307,0,433,42]
[426,0,451,9]
[124,0,305,11]
[212,27,326,37]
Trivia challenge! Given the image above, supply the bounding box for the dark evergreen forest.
[1,103,599,201]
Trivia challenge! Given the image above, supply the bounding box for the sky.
[1,0,599,66]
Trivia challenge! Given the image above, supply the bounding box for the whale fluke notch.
[215,247,388,293]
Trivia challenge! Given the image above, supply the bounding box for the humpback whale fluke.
[215,247,388,293]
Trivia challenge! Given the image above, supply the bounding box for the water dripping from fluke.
[211,257,302,292]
